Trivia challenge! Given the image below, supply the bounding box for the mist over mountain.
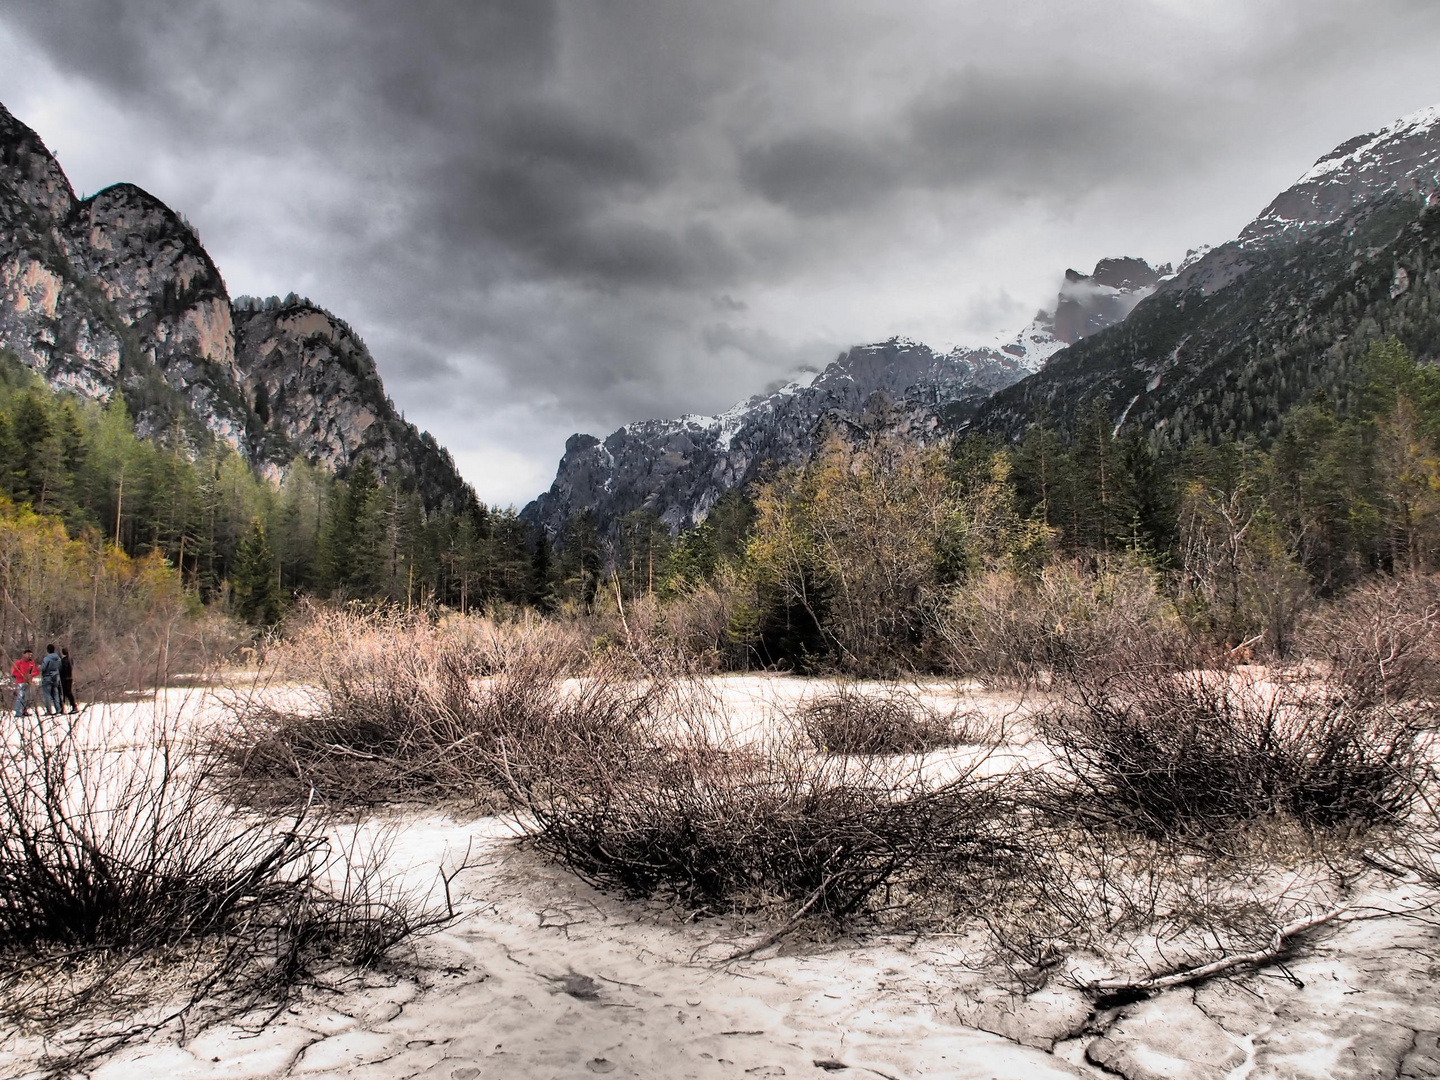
[528,102,1440,539]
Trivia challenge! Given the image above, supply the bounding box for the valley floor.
[4,679,1440,1080]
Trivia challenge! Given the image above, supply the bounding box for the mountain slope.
[524,258,1163,537]
[973,104,1440,443]
[0,102,473,514]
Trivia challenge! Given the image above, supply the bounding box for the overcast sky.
[2,1,1439,506]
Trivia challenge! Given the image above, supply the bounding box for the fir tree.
[231,518,283,626]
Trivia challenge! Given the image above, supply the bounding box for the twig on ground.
[722,871,841,963]
[1081,903,1349,996]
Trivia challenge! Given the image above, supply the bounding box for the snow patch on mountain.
[524,258,1166,537]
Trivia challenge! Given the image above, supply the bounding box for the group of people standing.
[11,645,78,717]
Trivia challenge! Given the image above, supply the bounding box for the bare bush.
[219,604,671,807]
[0,713,461,1067]
[937,558,1183,685]
[507,687,1023,930]
[798,683,964,755]
[219,607,486,806]
[1039,659,1423,837]
[1295,571,1440,705]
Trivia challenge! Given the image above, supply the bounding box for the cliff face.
[524,259,1160,537]
[0,102,473,514]
[232,297,467,500]
[0,105,125,403]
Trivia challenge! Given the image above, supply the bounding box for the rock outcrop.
[0,101,473,514]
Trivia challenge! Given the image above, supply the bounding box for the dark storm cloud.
[3,0,1440,505]
[2,0,558,127]
[739,131,899,215]
[737,67,1201,217]
[431,110,738,288]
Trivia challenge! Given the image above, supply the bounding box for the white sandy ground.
[3,677,1440,1079]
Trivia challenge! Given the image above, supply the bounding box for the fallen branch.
[1082,903,1350,996]
[722,870,841,963]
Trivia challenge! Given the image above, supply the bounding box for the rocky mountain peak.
[1241,103,1440,248]
[0,101,476,515]
[525,257,1158,538]
[1053,257,1166,344]
[1167,102,1440,297]
[0,102,75,222]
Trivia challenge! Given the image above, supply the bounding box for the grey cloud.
[739,130,900,215]
[433,153,737,288]
[2,0,559,142]
[905,69,1176,190]
[3,0,1440,506]
[737,66,1197,216]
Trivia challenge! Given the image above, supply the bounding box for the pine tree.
[528,534,554,610]
[231,518,283,626]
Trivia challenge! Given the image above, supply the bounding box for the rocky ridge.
[972,101,1440,444]
[524,258,1164,537]
[0,102,472,514]
[1152,103,1440,298]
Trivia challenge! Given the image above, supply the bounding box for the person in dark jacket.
[59,647,78,713]
[39,644,62,716]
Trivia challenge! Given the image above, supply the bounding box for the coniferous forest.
[5,332,1440,674]
[0,347,538,628]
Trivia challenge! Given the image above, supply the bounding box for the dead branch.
[1082,903,1349,996]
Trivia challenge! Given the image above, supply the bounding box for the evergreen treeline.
[0,351,536,624]
[8,324,1435,661]
[540,338,1440,673]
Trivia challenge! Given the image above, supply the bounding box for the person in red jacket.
[12,648,38,718]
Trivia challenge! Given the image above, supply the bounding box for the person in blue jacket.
[38,644,62,716]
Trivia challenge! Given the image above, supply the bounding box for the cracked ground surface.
[11,812,1436,1080]
[4,682,1439,1079]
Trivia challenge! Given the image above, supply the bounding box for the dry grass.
[217,604,667,808]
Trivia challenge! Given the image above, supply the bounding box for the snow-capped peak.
[1299,102,1440,184]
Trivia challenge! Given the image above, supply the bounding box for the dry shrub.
[0,714,460,1067]
[1040,659,1423,837]
[220,604,669,807]
[605,584,747,673]
[1295,571,1440,705]
[509,687,1022,924]
[938,558,1182,685]
[219,607,484,805]
[798,683,963,755]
